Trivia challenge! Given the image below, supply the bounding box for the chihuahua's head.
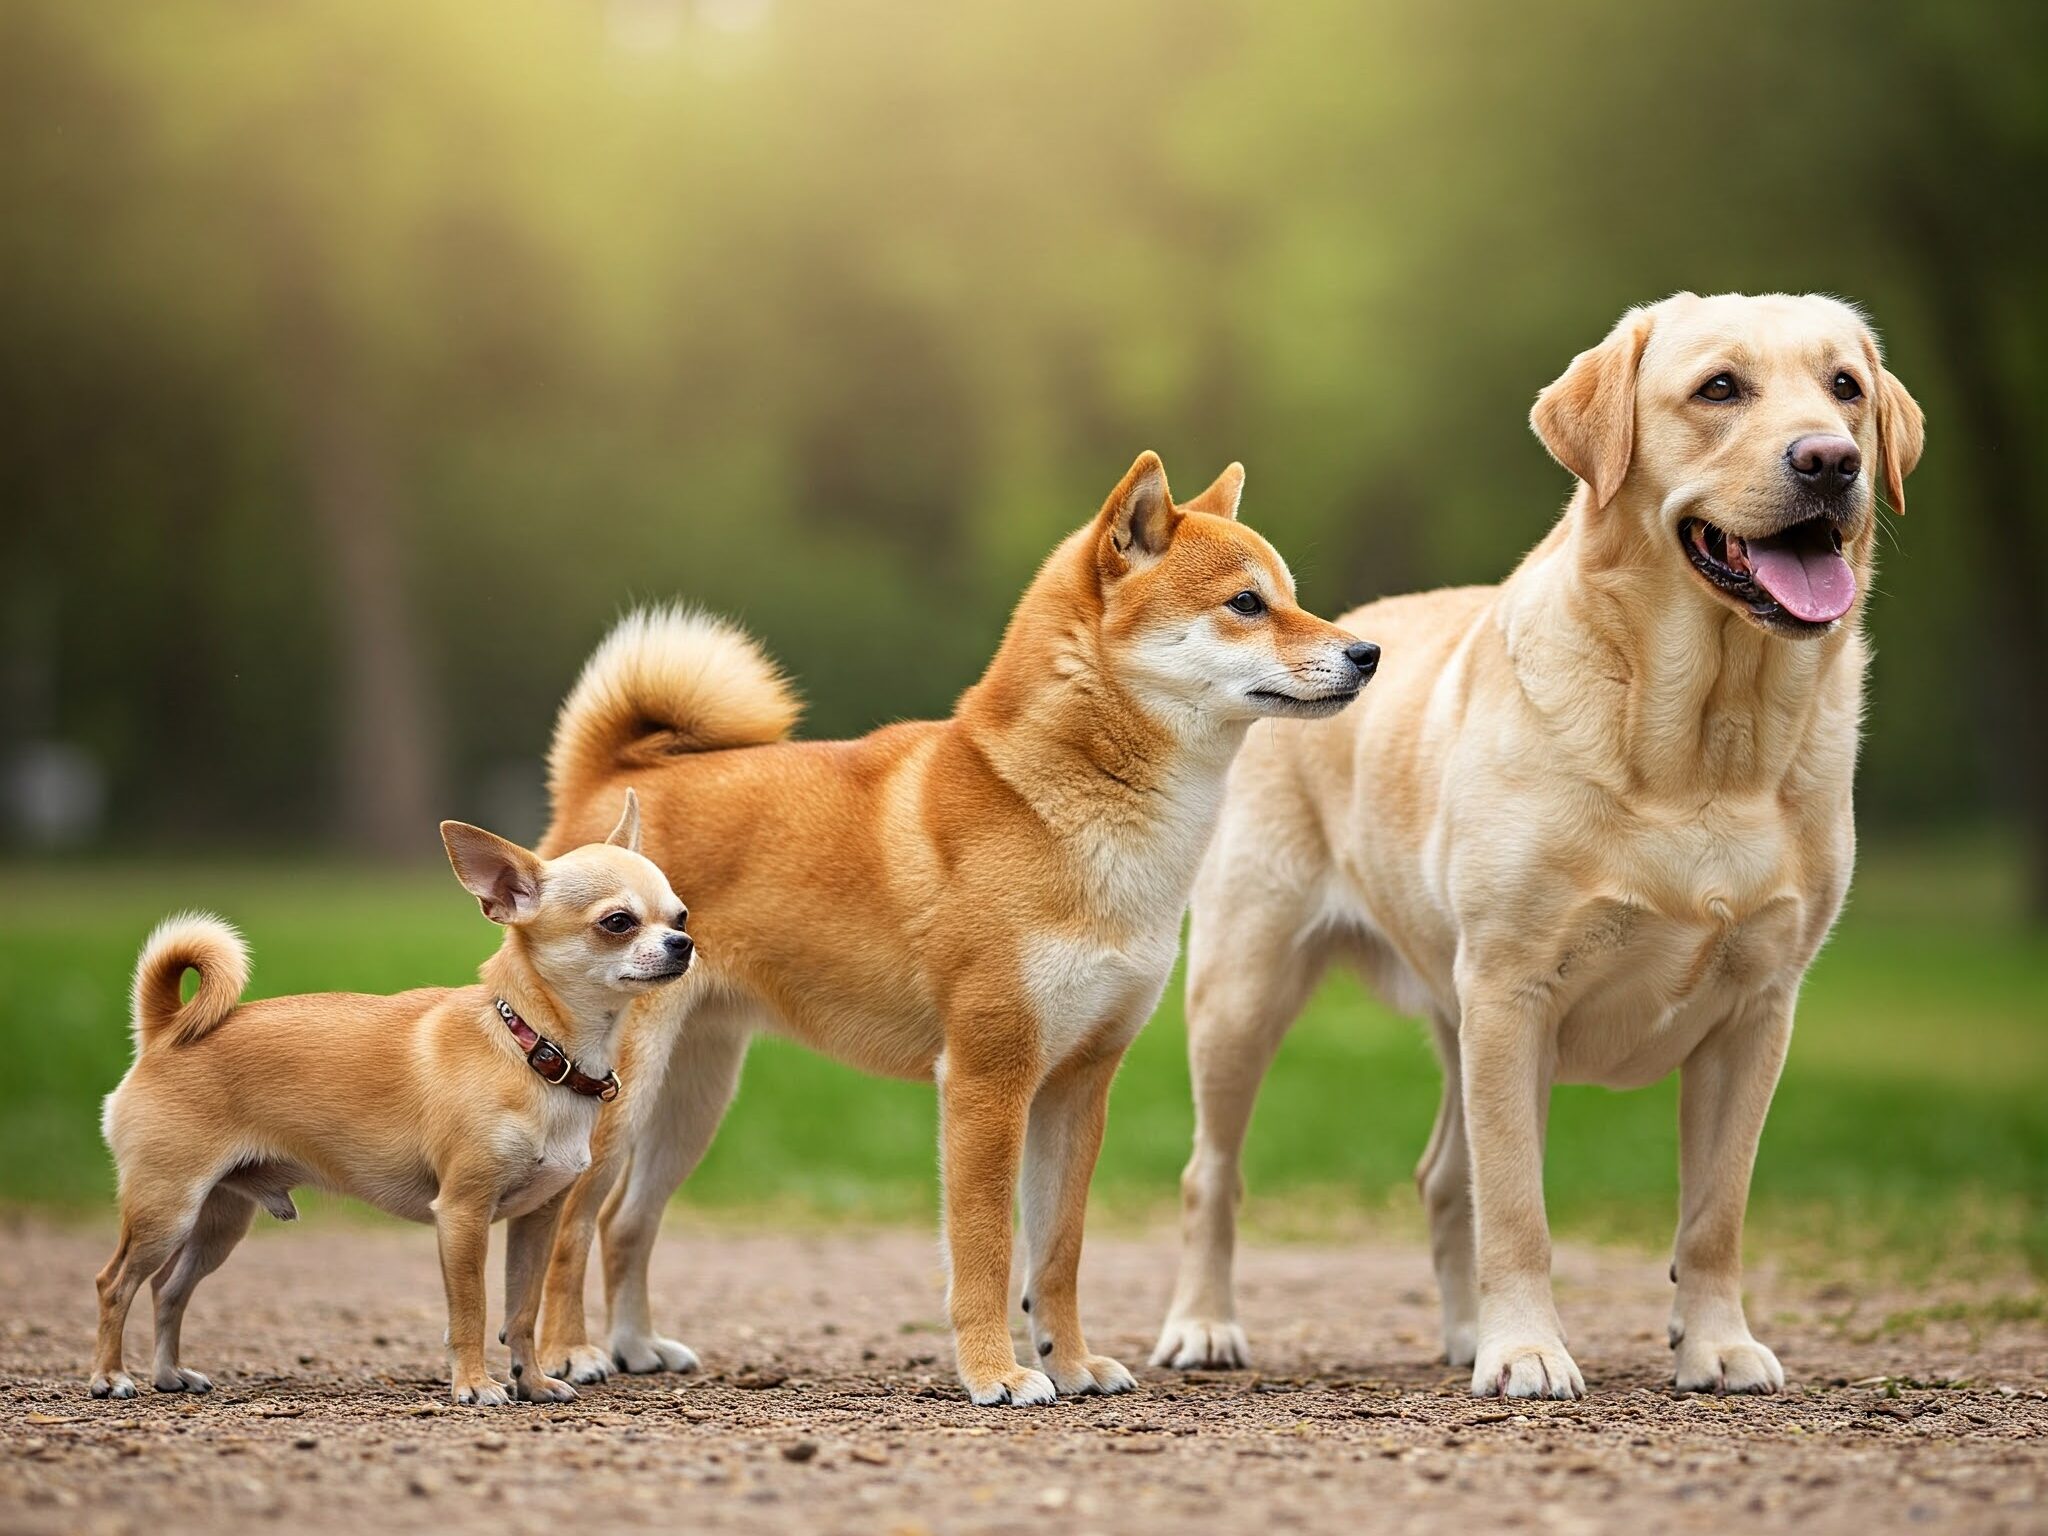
[440,789,695,1010]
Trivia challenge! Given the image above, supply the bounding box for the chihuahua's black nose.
[664,931,694,965]
[1344,640,1380,680]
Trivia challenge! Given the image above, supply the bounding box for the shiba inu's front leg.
[434,1178,508,1406]
[1020,1047,1133,1396]
[939,1050,1050,1406]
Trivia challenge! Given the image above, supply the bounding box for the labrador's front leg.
[1669,996,1793,1394]
[1461,993,1583,1399]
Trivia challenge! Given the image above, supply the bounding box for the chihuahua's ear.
[606,788,642,853]
[1096,450,1180,579]
[1182,462,1245,521]
[1531,305,1655,511]
[441,822,544,925]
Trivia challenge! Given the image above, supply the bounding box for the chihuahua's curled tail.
[129,912,249,1051]
[547,604,800,811]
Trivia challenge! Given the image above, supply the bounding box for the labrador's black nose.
[1787,434,1861,493]
[1344,640,1380,679]
[664,931,694,965]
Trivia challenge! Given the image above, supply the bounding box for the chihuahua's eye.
[598,912,637,935]
[1695,373,1739,404]
[1225,590,1266,617]
[1832,371,1863,402]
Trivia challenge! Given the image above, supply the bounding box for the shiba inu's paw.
[557,1344,614,1385]
[1473,1333,1585,1399]
[451,1375,512,1407]
[964,1365,1058,1407]
[1672,1330,1783,1395]
[610,1331,699,1376]
[1150,1315,1250,1370]
[512,1369,579,1404]
[154,1365,213,1394]
[1050,1353,1136,1397]
[90,1371,139,1400]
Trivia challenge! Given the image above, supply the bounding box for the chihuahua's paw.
[963,1365,1058,1407]
[154,1365,214,1394]
[1673,1331,1784,1395]
[512,1368,579,1404]
[451,1376,513,1407]
[557,1344,614,1385]
[1150,1314,1250,1371]
[610,1331,699,1376]
[1472,1332,1585,1400]
[1050,1353,1137,1397]
[89,1371,139,1400]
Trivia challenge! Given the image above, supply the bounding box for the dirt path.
[2,1216,2043,1534]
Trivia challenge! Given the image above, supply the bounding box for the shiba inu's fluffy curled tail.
[548,605,800,811]
[130,912,249,1051]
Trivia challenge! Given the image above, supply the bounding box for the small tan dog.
[1154,293,1923,1398]
[532,452,1376,1405]
[91,791,694,1406]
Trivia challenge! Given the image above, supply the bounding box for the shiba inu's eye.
[1695,373,1739,404]
[597,911,638,935]
[1832,371,1863,402]
[1225,590,1266,616]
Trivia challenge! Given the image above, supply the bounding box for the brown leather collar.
[493,998,621,1102]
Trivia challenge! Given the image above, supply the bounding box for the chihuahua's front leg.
[504,1195,578,1403]
[433,1177,508,1406]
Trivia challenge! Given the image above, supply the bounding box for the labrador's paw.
[1673,1331,1784,1395]
[1150,1314,1250,1371]
[610,1331,700,1376]
[1442,1320,1479,1369]
[963,1365,1058,1407]
[1473,1333,1585,1399]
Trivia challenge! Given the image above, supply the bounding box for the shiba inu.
[534,451,1377,1405]
[1152,294,1923,1398]
[91,792,694,1405]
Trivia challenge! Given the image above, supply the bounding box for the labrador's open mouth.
[1679,516,1856,629]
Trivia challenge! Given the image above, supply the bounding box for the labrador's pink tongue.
[1747,537,1856,623]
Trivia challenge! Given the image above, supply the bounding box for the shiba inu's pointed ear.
[1098,450,1180,576]
[1184,462,1245,520]
[1532,305,1654,510]
[606,788,643,852]
[441,821,544,925]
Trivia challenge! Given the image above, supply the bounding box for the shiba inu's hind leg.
[92,1174,212,1399]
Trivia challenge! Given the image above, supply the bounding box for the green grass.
[3,839,2043,1269]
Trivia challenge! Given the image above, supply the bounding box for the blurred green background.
[1,2,2043,1258]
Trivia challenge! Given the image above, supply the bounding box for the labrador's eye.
[1696,373,1739,403]
[598,911,637,935]
[1226,590,1266,616]
[1832,371,1863,402]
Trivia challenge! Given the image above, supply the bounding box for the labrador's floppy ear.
[1182,462,1245,521]
[441,821,544,925]
[1874,365,1925,517]
[1096,450,1179,578]
[605,787,642,853]
[1531,306,1654,511]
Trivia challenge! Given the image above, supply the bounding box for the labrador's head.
[1532,293,1924,636]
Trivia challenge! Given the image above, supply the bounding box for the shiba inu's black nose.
[1344,641,1380,679]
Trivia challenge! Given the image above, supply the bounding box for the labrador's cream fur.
[1153,293,1924,1398]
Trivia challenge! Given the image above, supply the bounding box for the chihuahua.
[90,789,694,1406]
